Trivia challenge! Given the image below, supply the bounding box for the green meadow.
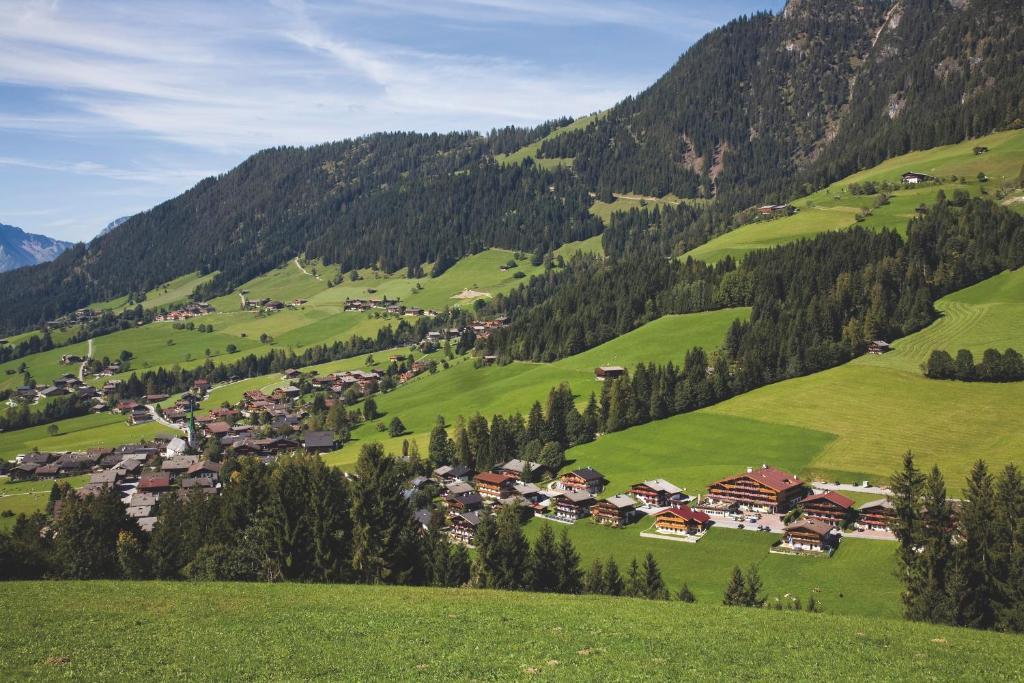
[0,341,90,393]
[94,271,218,313]
[523,522,899,619]
[0,475,89,531]
[684,129,1024,264]
[494,113,600,169]
[2,581,1017,681]
[347,308,749,458]
[0,413,166,461]
[589,193,708,225]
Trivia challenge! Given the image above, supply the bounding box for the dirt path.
[612,192,681,205]
[78,338,93,381]
[294,257,322,281]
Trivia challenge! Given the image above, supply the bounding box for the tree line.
[891,453,1024,633]
[924,348,1024,382]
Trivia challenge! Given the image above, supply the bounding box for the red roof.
[206,421,231,435]
[474,472,516,487]
[713,466,803,492]
[138,472,172,489]
[656,505,710,524]
[802,491,855,509]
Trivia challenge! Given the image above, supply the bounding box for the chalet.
[129,492,160,508]
[445,481,475,497]
[60,354,84,364]
[7,463,38,481]
[856,498,896,532]
[781,520,838,552]
[38,386,68,399]
[628,479,687,508]
[590,495,637,528]
[138,472,174,492]
[801,491,855,525]
[115,400,139,414]
[303,430,336,453]
[192,379,211,392]
[205,421,232,437]
[264,300,284,310]
[558,468,605,495]
[867,340,891,354]
[901,171,934,184]
[448,511,481,545]
[181,477,216,491]
[553,491,596,522]
[129,406,153,425]
[474,471,517,499]
[161,456,197,480]
[706,465,806,513]
[495,459,546,484]
[513,483,547,509]
[186,461,222,480]
[34,463,60,479]
[434,464,473,485]
[757,204,795,217]
[594,366,625,381]
[654,506,712,536]
[445,491,484,513]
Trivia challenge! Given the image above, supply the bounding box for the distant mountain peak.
[100,216,130,237]
[0,223,72,273]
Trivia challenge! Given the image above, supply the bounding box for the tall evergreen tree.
[603,556,624,596]
[723,566,747,606]
[585,558,605,594]
[953,460,998,629]
[556,529,583,594]
[530,524,560,592]
[642,552,669,600]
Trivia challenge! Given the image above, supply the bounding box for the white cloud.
[0,155,216,184]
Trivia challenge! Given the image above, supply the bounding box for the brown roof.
[656,506,710,524]
[802,491,855,510]
[474,471,516,487]
[714,466,803,492]
[786,519,834,536]
[206,421,231,435]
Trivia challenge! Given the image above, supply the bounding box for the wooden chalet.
[445,491,484,513]
[867,340,891,354]
[495,459,546,484]
[302,430,336,453]
[553,491,596,522]
[558,468,605,495]
[801,491,855,525]
[448,511,481,545]
[628,479,687,507]
[590,495,637,528]
[434,464,473,485]
[654,506,712,536]
[8,463,39,481]
[706,465,805,513]
[757,204,795,217]
[782,520,837,552]
[474,471,517,499]
[594,366,625,381]
[856,498,896,532]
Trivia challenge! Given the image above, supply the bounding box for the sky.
[0,0,784,242]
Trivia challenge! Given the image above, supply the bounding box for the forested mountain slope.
[540,0,1023,206]
[1,0,1020,334]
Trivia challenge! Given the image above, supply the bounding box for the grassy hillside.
[494,114,599,169]
[684,129,1024,264]
[93,271,218,313]
[564,267,1024,495]
[341,308,749,465]
[0,476,88,531]
[0,413,166,461]
[1,581,1018,681]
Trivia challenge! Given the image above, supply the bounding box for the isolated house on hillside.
[901,171,934,184]
[594,366,626,381]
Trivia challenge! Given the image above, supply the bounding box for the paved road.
[146,405,182,431]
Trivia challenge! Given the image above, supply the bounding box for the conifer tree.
[676,582,696,603]
[530,524,560,592]
[557,529,583,594]
[723,565,746,606]
[743,564,766,607]
[625,557,642,597]
[603,556,624,596]
[642,552,669,600]
[585,558,605,594]
[953,460,998,629]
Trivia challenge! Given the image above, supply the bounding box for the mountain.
[0,223,72,273]
[0,0,1020,333]
[99,216,130,237]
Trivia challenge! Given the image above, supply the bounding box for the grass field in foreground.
[523,522,899,619]
[684,129,1024,264]
[1,581,1017,681]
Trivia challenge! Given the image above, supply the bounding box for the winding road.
[78,338,93,381]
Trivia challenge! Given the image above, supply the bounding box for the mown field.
[0,412,167,461]
[684,128,1024,264]
[494,113,600,170]
[0,475,89,531]
[1,581,1018,681]
[94,271,218,313]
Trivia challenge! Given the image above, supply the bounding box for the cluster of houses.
[306,368,383,395]
[46,308,99,329]
[342,296,436,318]
[153,302,215,322]
[757,204,796,218]
[420,460,899,555]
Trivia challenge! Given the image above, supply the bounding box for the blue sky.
[0,0,783,242]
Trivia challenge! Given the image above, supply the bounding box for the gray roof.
[303,431,336,449]
[602,494,637,509]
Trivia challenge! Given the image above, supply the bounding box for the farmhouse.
[856,498,897,532]
[553,491,596,522]
[302,430,336,453]
[434,464,473,485]
[801,491,855,525]
[474,471,517,499]
[706,465,805,513]
[590,495,637,527]
[628,479,687,507]
[558,468,605,495]
[782,520,838,552]
[445,491,484,513]
[594,366,625,381]
[867,340,891,354]
[653,506,712,536]
[757,204,795,217]
[901,171,934,184]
